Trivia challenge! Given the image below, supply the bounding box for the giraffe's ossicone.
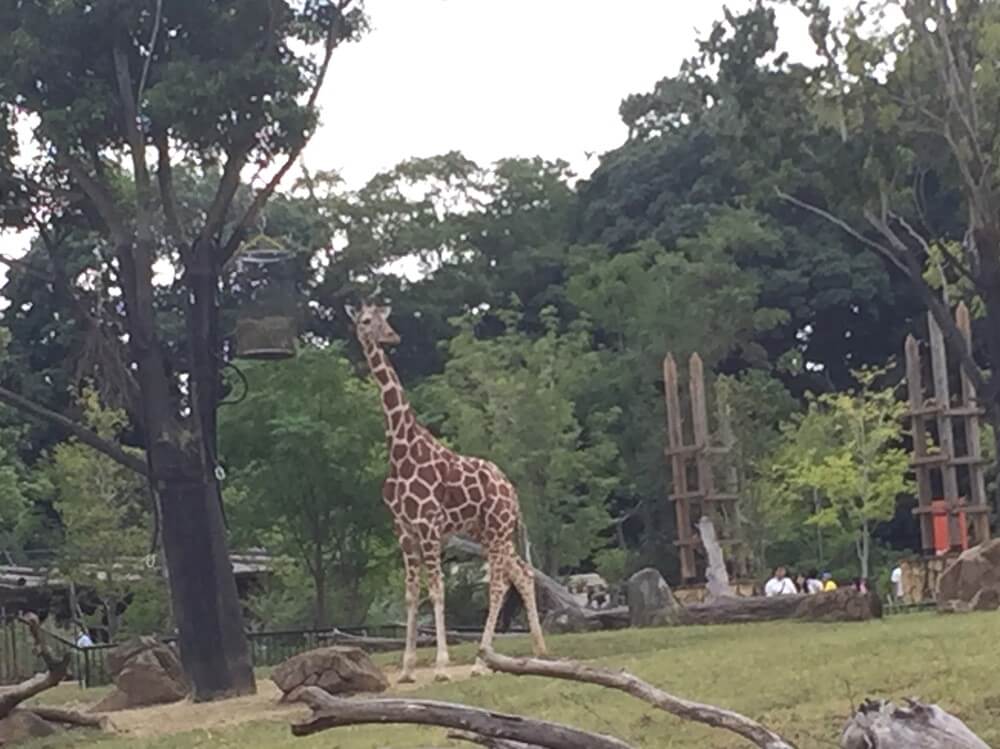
[346,302,548,682]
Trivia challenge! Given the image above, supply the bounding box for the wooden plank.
[955,302,991,543]
[905,334,936,553]
[664,354,695,580]
[928,313,963,550]
[909,454,948,467]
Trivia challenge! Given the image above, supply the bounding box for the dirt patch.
[90,663,475,738]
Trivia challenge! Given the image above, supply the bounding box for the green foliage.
[243,556,317,631]
[46,387,153,639]
[418,306,621,575]
[592,548,629,584]
[219,345,394,627]
[769,365,913,578]
[714,370,799,575]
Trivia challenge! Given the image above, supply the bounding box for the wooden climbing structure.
[904,303,991,555]
[662,352,743,581]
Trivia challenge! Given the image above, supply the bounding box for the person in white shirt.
[890,564,904,601]
[764,566,798,596]
[805,568,823,594]
[76,630,93,648]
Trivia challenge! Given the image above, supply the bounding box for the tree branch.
[219,3,354,265]
[154,129,189,251]
[777,186,990,397]
[59,155,128,241]
[775,189,909,275]
[112,44,152,200]
[0,385,148,477]
[291,687,633,749]
[863,207,990,396]
[480,649,796,749]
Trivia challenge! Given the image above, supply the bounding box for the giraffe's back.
[385,430,521,545]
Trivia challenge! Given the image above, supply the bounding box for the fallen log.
[482,649,795,749]
[291,686,632,749]
[321,628,472,652]
[0,613,110,742]
[0,614,70,718]
[25,705,110,730]
[678,588,881,625]
[840,699,988,749]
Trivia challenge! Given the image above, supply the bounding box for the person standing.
[805,569,823,594]
[890,564,904,601]
[765,566,798,596]
[821,572,838,591]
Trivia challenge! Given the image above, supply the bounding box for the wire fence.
[0,600,940,689]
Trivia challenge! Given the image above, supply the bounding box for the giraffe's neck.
[361,338,415,444]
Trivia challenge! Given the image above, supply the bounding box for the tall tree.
[0,0,367,699]
[779,0,1000,491]
[576,3,922,392]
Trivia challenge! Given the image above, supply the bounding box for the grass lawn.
[20,612,1000,748]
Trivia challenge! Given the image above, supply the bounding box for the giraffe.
[345,302,548,682]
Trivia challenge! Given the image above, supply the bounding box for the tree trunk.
[155,438,255,701]
[698,516,732,602]
[813,489,824,566]
[860,523,870,581]
[313,558,328,630]
[140,243,254,701]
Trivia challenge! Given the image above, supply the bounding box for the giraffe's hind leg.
[472,544,512,677]
[507,554,548,657]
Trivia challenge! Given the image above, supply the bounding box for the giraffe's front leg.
[423,538,451,682]
[398,540,421,684]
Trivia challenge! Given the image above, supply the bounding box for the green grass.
[20,613,1000,749]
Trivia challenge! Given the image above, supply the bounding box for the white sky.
[0,0,833,265]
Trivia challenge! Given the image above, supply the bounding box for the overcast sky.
[0,0,832,261]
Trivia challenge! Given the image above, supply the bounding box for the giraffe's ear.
[377,305,392,319]
[344,305,358,322]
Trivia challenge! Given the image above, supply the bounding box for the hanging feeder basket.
[233,238,299,361]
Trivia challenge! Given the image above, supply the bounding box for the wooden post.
[663,354,695,580]
[955,302,991,544]
[905,335,936,554]
[928,312,964,551]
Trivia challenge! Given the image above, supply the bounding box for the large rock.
[627,568,684,627]
[0,710,59,744]
[937,539,1000,608]
[93,637,189,712]
[271,646,388,703]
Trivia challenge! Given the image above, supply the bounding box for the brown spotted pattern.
[349,303,547,681]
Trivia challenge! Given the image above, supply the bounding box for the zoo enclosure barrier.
[0,621,525,688]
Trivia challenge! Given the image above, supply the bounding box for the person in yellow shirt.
[821,572,838,591]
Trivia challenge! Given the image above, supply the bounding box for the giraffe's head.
[345,302,401,346]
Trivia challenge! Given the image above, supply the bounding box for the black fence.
[0,621,424,688]
[0,603,936,690]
